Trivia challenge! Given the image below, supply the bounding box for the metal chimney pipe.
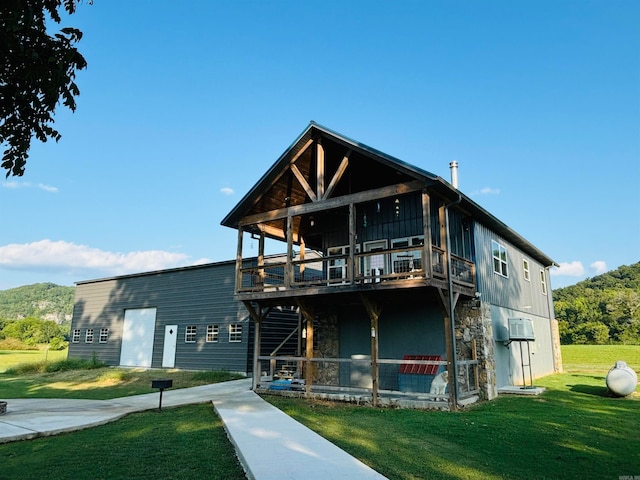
[449,161,459,189]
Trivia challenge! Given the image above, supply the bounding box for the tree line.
[554,262,640,345]
[0,317,69,350]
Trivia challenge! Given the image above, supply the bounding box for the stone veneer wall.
[454,299,498,401]
[314,312,340,385]
[550,318,563,373]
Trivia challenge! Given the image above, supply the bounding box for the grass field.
[0,348,68,373]
[0,345,638,480]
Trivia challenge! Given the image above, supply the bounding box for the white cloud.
[551,261,585,277]
[0,240,208,277]
[469,187,500,196]
[2,181,29,189]
[590,260,607,275]
[38,183,58,193]
[2,181,58,193]
[220,187,234,195]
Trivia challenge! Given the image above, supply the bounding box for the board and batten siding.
[69,261,252,373]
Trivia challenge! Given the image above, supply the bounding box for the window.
[229,324,242,343]
[85,329,94,343]
[523,259,530,281]
[99,328,109,343]
[185,325,197,343]
[206,325,219,343]
[540,269,547,295]
[492,240,508,277]
[391,236,424,274]
[72,329,81,343]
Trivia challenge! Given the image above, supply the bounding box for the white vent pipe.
[449,160,459,189]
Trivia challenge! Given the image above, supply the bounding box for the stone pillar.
[315,312,339,385]
[454,299,497,401]
[550,318,563,373]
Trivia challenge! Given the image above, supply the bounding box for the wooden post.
[236,227,243,291]
[349,203,356,283]
[317,138,325,199]
[258,231,265,286]
[443,313,458,410]
[297,301,315,397]
[421,189,432,277]
[243,301,263,391]
[286,214,293,288]
[360,294,381,407]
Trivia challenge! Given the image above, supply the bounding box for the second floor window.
[72,329,80,343]
[540,269,548,295]
[85,329,94,343]
[523,259,530,281]
[492,240,508,277]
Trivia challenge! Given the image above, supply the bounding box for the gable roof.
[221,122,556,267]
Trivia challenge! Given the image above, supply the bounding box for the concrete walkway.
[0,378,387,479]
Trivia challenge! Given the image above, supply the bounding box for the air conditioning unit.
[508,318,535,341]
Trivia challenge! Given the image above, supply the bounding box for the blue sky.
[1,0,638,291]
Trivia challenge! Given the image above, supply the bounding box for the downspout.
[444,192,462,408]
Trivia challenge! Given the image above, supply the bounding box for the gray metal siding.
[69,263,252,373]
[474,222,553,319]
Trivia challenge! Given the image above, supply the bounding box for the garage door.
[120,308,157,367]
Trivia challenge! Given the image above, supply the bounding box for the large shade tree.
[0,0,87,177]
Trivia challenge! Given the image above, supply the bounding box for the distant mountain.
[553,262,640,344]
[0,283,75,324]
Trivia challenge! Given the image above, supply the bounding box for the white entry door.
[120,308,157,367]
[162,325,178,368]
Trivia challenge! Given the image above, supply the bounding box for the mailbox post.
[151,379,173,411]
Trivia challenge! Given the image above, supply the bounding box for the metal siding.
[69,263,251,373]
[474,222,552,318]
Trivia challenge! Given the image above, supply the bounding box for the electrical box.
[508,318,535,341]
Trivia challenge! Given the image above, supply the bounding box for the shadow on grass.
[569,384,610,397]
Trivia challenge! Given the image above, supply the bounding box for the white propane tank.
[606,361,638,397]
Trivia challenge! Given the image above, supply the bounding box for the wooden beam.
[296,300,315,397]
[236,227,243,292]
[360,294,382,407]
[242,301,264,391]
[422,189,432,277]
[323,150,351,200]
[317,138,325,200]
[239,180,425,227]
[291,164,317,202]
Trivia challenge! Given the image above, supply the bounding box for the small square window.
[229,324,242,343]
[523,259,530,281]
[185,325,197,343]
[540,269,548,295]
[99,328,109,343]
[206,325,219,343]
[85,329,94,343]
[72,329,81,343]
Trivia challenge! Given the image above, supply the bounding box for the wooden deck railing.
[238,244,475,293]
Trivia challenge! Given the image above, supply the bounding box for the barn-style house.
[221,122,562,409]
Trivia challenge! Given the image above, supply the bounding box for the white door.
[363,240,388,282]
[119,308,157,367]
[162,325,178,368]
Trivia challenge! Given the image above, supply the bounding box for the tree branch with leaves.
[0,0,88,177]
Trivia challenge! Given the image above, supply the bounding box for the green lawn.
[0,348,68,373]
[0,404,245,480]
[0,345,638,480]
